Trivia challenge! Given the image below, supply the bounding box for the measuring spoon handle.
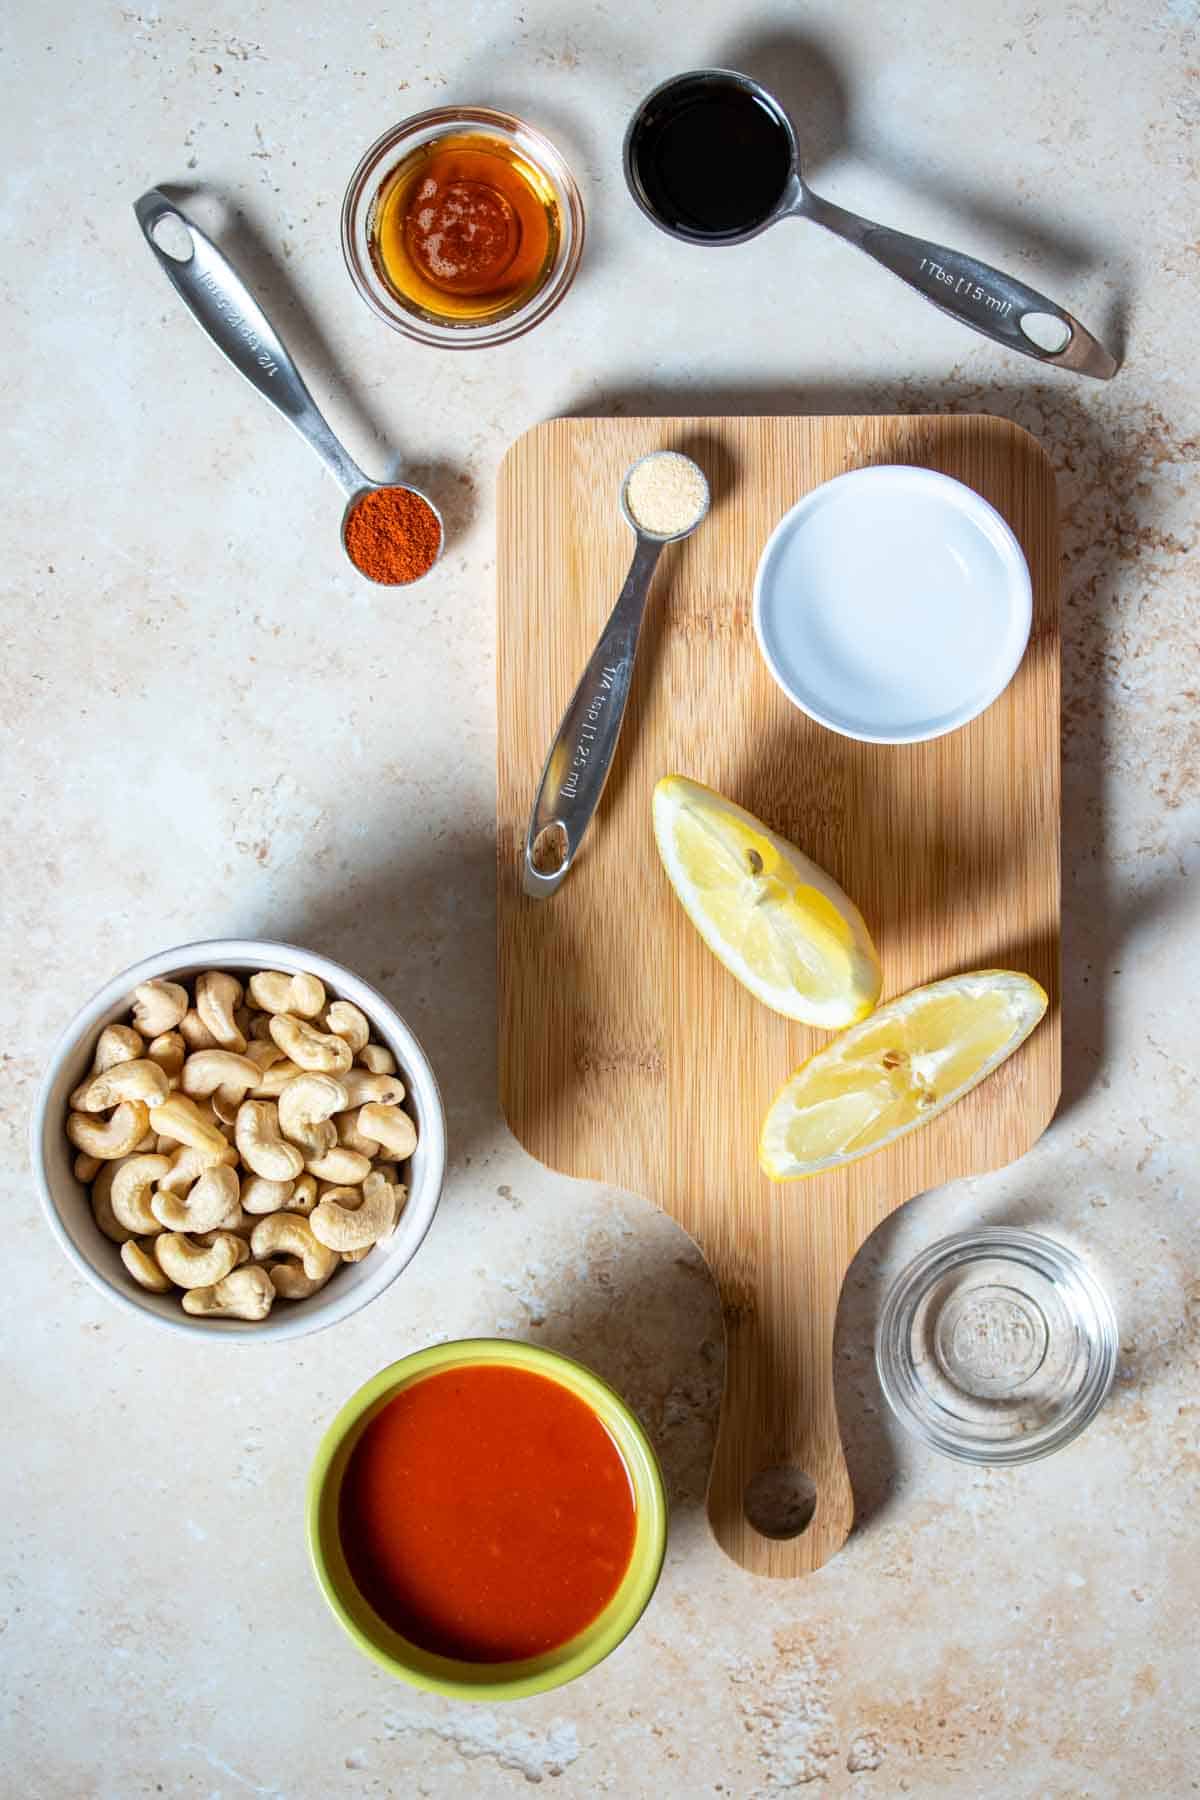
[522,535,665,898]
[133,189,368,495]
[800,189,1117,379]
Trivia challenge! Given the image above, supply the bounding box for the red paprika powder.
[343,485,442,584]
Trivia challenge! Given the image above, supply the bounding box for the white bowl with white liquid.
[752,466,1033,744]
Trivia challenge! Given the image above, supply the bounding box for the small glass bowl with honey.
[342,107,585,348]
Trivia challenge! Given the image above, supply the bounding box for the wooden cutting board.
[496,415,1060,1578]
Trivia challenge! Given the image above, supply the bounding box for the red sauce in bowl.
[338,1363,638,1663]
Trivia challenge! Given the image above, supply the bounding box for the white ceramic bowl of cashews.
[31,940,446,1340]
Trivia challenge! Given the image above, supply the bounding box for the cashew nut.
[335,1109,380,1157]
[69,1029,142,1109]
[158,1142,236,1197]
[154,1231,243,1289]
[276,1073,347,1160]
[247,1012,277,1042]
[149,1094,233,1164]
[309,1180,360,1211]
[180,1008,218,1049]
[195,1095,238,1143]
[132,979,189,1038]
[268,1015,353,1075]
[305,1145,371,1185]
[311,1172,398,1253]
[182,1266,275,1320]
[358,1043,397,1075]
[180,1048,262,1100]
[151,1162,241,1233]
[194,1227,251,1262]
[341,1247,372,1263]
[249,1212,337,1282]
[94,1022,146,1073]
[210,1085,244,1127]
[356,1103,418,1162]
[241,1174,295,1215]
[266,1256,336,1298]
[248,970,326,1018]
[288,973,327,1018]
[121,1238,173,1292]
[366,1169,407,1226]
[251,1058,304,1099]
[195,971,246,1052]
[134,1130,159,1153]
[235,1101,305,1181]
[147,1031,187,1086]
[74,1152,102,1183]
[338,1069,406,1109]
[68,1101,151,1162]
[325,1000,370,1054]
[241,1039,289,1110]
[286,1173,318,1216]
[75,1058,171,1114]
[110,1154,172,1234]
[91,1158,136,1242]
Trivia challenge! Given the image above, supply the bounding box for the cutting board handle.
[704,1221,857,1577]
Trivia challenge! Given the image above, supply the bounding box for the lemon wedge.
[759,970,1048,1180]
[652,775,882,1028]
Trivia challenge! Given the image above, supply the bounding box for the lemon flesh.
[759,970,1048,1180]
[652,775,882,1028]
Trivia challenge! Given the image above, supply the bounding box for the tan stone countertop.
[2,1,1196,1793]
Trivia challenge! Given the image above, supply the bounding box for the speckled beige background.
[3,1,1197,1795]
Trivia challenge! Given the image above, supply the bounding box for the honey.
[369,133,560,325]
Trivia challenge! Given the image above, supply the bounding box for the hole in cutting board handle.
[744,1466,817,1539]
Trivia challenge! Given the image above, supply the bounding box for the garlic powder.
[624,451,709,538]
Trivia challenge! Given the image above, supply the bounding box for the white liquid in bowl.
[753,468,1032,743]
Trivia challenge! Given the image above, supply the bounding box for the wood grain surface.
[497,415,1060,1578]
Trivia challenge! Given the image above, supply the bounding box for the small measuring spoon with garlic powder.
[523,450,710,897]
[134,189,443,586]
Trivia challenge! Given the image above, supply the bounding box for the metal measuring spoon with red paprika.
[134,189,444,585]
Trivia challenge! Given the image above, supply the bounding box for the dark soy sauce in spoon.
[627,74,794,239]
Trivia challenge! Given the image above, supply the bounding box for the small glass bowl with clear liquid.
[876,1227,1118,1465]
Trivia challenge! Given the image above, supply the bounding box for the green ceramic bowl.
[307,1338,668,1700]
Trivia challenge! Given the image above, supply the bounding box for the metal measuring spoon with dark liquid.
[625,69,1117,378]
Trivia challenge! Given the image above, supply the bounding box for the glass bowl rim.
[874,1225,1119,1465]
[340,104,586,348]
